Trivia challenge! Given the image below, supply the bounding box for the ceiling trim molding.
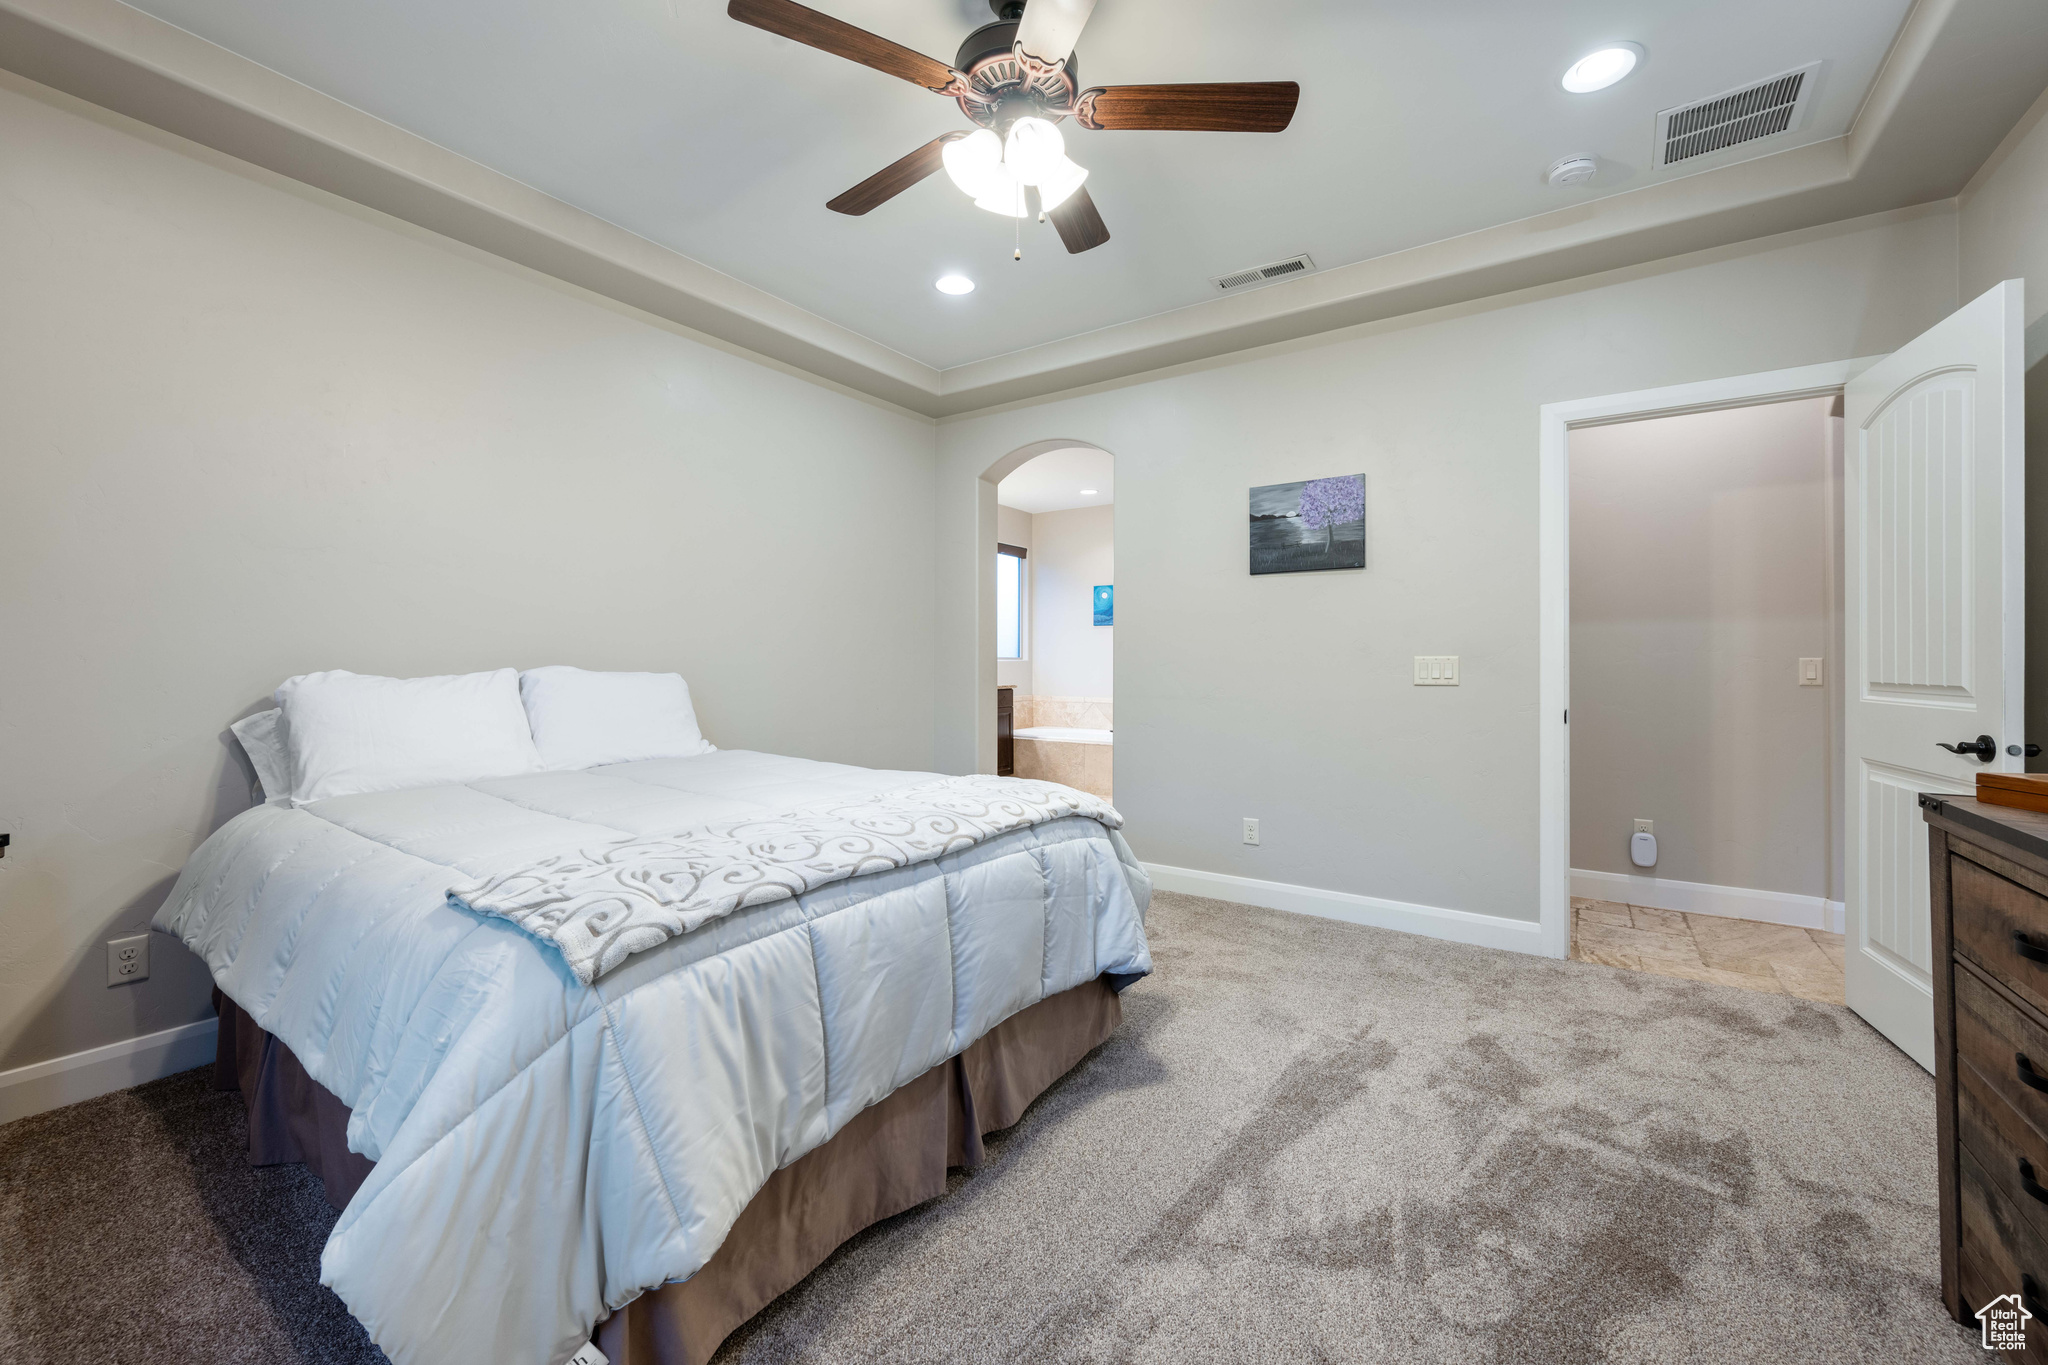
[2,0,2035,420]
[0,0,942,408]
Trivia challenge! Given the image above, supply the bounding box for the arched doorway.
[970,440,1115,781]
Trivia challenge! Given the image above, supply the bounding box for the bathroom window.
[997,543,1026,660]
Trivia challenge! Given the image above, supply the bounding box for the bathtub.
[1012,726,1113,799]
[1014,726,1113,745]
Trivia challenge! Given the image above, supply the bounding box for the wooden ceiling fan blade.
[827,133,966,215]
[727,0,960,93]
[1075,82,1299,132]
[1014,0,1097,67]
[1048,186,1109,253]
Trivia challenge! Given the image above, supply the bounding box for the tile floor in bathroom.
[1570,898,1845,1005]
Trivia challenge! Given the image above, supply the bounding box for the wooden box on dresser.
[1923,792,2048,1350]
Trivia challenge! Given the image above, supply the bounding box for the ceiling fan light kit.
[727,0,1299,256]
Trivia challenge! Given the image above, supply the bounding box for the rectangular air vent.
[1655,62,1819,168]
[1212,253,1316,293]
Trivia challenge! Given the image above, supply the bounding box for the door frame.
[1536,357,1883,959]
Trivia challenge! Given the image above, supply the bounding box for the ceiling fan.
[727,0,1300,254]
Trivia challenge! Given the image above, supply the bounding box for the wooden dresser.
[1923,793,2048,1347]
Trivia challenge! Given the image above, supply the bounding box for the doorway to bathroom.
[994,445,1113,801]
[1565,392,1846,1007]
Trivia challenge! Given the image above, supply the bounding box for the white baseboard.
[1572,868,1843,933]
[0,1017,218,1127]
[1146,863,1551,957]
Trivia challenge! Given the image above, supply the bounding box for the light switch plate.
[1798,658,1824,687]
[107,933,149,987]
[1414,656,1459,686]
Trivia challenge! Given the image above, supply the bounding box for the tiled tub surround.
[1012,697,1113,801]
[1016,696,1112,731]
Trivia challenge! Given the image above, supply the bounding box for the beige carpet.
[0,890,1981,1363]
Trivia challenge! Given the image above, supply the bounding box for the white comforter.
[153,750,1152,1365]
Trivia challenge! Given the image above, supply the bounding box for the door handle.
[1936,734,1997,761]
[2012,744,2045,758]
[2020,1053,2048,1093]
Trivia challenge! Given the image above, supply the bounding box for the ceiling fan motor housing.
[953,20,1079,129]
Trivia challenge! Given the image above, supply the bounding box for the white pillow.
[275,668,542,804]
[519,666,716,770]
[229,707,294,804]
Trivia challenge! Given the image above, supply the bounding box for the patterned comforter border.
[448,774,1121,983]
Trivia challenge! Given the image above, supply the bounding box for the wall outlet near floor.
[1633,819,1654,835]
[107,933,149,987]
[1242,818,1261,846]
[1798,657,1824,686]
[1413,656,1459,686]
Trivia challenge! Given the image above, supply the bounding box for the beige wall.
[1569,400,1833,896]
[0,79,938,1072]
[1028,505,1115,702]
[1958,84,2048,771]
[936,205,1958,920]
[995,503,1033,693]
[1961,86,2048,325]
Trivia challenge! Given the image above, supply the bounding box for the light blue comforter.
[154,750,1152,1365]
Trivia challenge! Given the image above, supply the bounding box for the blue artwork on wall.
[1093,584,1114,627]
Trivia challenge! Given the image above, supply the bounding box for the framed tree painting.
[1249,474,1365,574]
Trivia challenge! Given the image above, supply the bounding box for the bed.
[154,738,1152,1365]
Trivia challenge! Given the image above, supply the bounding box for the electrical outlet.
[1242,818,1260,846]
[1798,657,1824,687]
[1633,819,1654,835]
[1414,656,1459,686]
[107,933,149,987]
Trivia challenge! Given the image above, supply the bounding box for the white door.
[1844,279,2025,1071]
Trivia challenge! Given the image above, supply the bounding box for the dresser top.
[1921,792,2048,863]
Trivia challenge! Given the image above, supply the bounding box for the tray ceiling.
[114,0,1919,370]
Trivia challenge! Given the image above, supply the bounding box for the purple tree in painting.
[1297,476,1364,553]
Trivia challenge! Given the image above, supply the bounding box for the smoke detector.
[1546,156,1598,187]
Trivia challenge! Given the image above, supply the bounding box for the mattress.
[153,748,1152,1365]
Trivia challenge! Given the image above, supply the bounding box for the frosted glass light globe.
[942,129,1005,198]
[1034,156,1088,212]
[1003,117,1067,184]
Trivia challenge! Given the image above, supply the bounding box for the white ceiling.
[998,445,1114,513]
[117,0,1918,371]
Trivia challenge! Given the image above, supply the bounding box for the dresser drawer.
[1954,851,2048,1015]
[1957,966,2048,1138]
[1960,1238,2048,1356]
[1961,1053,2048,1250]
[1961,1144,2048,1352]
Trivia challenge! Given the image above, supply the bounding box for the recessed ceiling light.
[1080,489,1098,495]
[935,274,975,295]
[1562,43,1641,94]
